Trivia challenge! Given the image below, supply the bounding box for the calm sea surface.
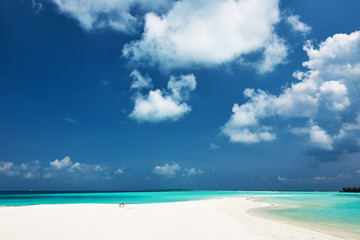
[1,191,359,238]
[254,192,360,239]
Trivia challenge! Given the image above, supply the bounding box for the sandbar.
[0,197,348,240]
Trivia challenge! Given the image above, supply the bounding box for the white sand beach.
[0,197,347,240]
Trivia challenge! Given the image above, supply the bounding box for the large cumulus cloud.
[123,0,287,72]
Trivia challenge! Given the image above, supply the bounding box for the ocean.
[253,191,360,239]
[0,191,359,238]
[0,190,251,206]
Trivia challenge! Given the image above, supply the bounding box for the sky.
[1,0,360,191]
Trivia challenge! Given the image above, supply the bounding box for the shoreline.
[247,197,358,240]
[0,197,352,240]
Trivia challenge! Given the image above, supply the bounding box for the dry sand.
[0,197,346,240]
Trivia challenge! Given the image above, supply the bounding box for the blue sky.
[1,0,360,191]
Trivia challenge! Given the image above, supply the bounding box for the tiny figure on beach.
[119,202,125,208]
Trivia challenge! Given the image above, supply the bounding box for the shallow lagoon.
[254,192,360,239]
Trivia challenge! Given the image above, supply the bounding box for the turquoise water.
[0,191,262,206]
[254,192,360,239]
[1,191,359,238]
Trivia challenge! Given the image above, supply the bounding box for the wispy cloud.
[43,173,53,179]
[130,69,153,90]
[209,143,219,150]
[277,176,287,181]
[51,0,173,33]
[343,114,360,131]
[277,176,296,182]
[32,0,44,14]
[99,80,110,86]
[313,172,351,181]
[24,172,35,179]
[64,117,80,124]
[286,14,311,34]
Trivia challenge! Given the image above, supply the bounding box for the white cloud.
[222,30,360,149]
[123,0,285,71]
[50,156,72,169]
[290,121,347,150]
[153,164,204,177]
[167,74,196,101]
[48,156,84,175]
[290,127,310,135]
[222,127,276,144]
[24,172,35,179]
[130,90,191,122]
[153,163,180,176]
[130,69,153,89]
[356,170,360,174]
[45,156,121,181]
[0,162,17,176]
[286,14,311,34]
[314,172,351,181]
[0,162,13,171]
[277,176,287,181]
[303,32,360,79]
[257,35,288,74]
[68,162,81,173]
[221,89,276,143]
[20,163,29,170]
[52,0,286,72]
[186,168,204,175]
[273,77,319,118]
[319,81,350,111]
[129,73,196,122]
[47,157,114,178]
[51,0,173,33]
[336,172,352,179]
[93,165,104,172]
[343,113,360,131]
[0,157,122,181]
[313,176,327,181]
[308,125,334,150]
[0,161,41,178]
[114,168,124,174]
[278,176,296,182]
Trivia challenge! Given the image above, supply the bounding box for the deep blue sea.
[1,191,359,238]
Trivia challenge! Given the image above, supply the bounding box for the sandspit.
[0,197,347,240]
